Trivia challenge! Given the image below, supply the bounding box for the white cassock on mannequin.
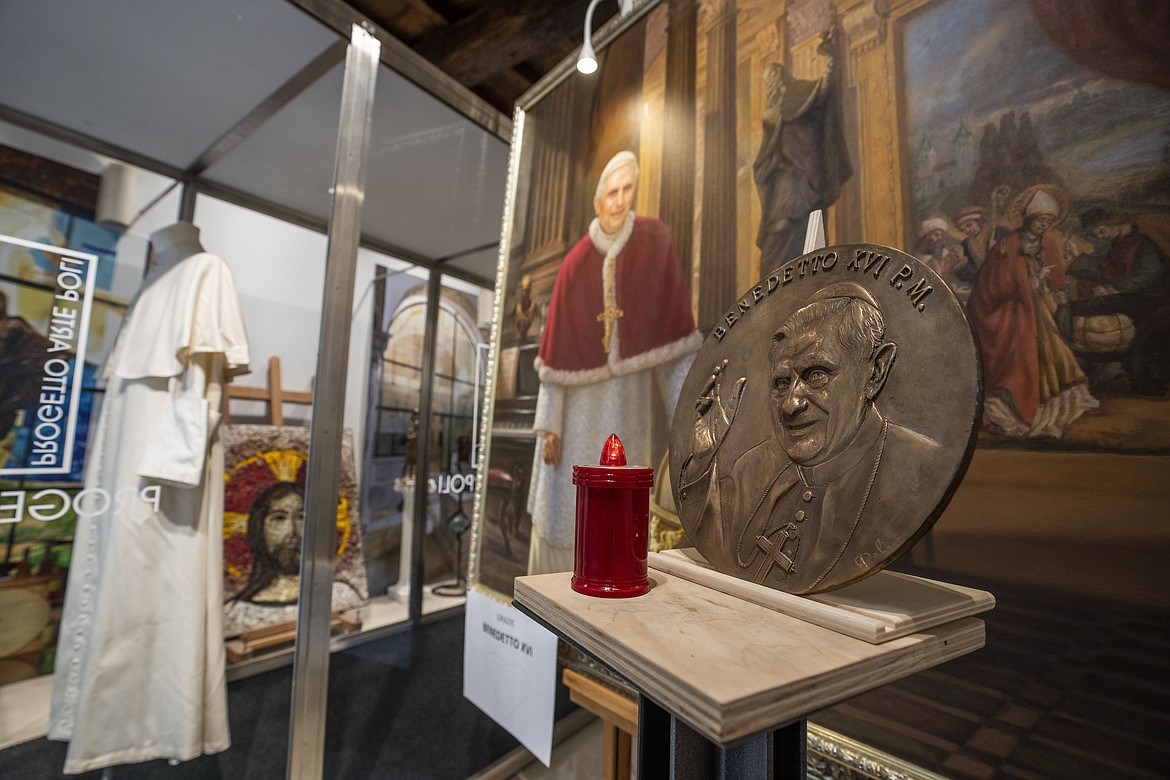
[49,222,250,774]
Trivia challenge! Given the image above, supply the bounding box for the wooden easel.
[225,614,361,663]
[222,356,360,662]
[563,668,637,780]
[223,355,313,424]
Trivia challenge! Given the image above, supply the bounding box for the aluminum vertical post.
[408,269,444,622]
[178,180,197,222]
[286,24,380,780]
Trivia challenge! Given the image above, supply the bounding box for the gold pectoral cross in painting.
[597,304,624,353]
[754,524,799,584]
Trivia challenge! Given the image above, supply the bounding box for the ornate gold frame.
[467,2,949,778]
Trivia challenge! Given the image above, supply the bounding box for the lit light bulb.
[599,433,626,466]
[577,39,597,74]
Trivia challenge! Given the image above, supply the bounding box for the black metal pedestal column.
[636,696,806,780]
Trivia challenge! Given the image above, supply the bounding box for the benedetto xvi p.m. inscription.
[711,246,939,345]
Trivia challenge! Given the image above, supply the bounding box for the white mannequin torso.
[148,221,204,272]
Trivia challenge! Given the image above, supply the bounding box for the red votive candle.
[571,433,653,598]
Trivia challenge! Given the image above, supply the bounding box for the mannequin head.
[148,221,204,269]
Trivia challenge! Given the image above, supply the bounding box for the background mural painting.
[0,149,123,483]
[0,145,130,685]
[902,0,1170,449]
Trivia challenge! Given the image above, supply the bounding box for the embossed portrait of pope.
[676,282,945,594]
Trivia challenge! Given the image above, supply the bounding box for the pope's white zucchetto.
[595,151,640,197]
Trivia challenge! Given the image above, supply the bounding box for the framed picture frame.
[469,0,866,604]
[470,0,1170,776]
[470,0,683,601]
[469,1,940,778]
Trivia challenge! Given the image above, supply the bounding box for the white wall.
[192,196,429,471]
[0,119,493,491]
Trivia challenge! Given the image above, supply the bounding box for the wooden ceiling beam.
[412,0,613,86]
[480,67,535,109]
[346,0,449,40]
[345,0,620,113]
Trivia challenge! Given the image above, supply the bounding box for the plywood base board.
[515,570,985,743]
[648,548,994,644]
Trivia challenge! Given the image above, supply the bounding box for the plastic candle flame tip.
[599,434,627,466]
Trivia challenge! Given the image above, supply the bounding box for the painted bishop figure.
[527,150,701,575]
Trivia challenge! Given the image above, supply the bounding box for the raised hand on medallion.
[691,359,747,466]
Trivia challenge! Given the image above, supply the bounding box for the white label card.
[463,587,558,766]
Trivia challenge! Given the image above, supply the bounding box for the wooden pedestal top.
[514,570,985,745]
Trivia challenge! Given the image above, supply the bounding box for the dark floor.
[0,615,552,779]
[813,564,1170,780]
[7,566,1169,779]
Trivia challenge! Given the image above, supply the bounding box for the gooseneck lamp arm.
[577,0,634,75]
[577,0,603,74]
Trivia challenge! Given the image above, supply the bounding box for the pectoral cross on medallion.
[597,304,624,353]
[754,524,799,584]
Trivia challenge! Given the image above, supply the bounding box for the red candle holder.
[571,433,653,598]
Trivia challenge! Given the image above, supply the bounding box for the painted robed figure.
[528,151,701,575]
[968,185,1099,438]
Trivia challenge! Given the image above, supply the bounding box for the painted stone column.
[659,0,698,289]
[698,0,738,327]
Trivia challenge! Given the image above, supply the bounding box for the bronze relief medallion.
[670,244,981,594]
